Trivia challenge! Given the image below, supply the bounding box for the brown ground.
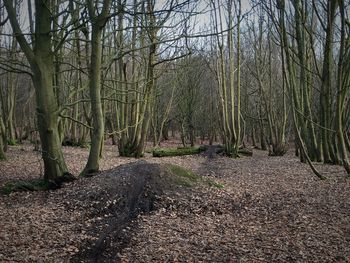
[0,142,349,262]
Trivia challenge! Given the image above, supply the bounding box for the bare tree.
[4,0,73,182]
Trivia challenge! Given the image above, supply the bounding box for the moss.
[204,179,224,189]
[177,145,207,151]
[1,179,50,195]
[166,164,224,189]
[168,164,200,180]
[167,164,199,187]
[7,139,18,146]
[153,146,206,157]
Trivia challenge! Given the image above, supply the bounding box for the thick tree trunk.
[32,62,69,180]
[4,0,71,182]
[33,1,70,181]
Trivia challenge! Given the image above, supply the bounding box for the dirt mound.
[69,161,199,262]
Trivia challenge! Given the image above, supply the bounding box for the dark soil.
[67,161,201,262]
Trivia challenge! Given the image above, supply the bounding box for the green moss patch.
[166,164,224,189]
[167,164,200,187]
[153,146,206,157]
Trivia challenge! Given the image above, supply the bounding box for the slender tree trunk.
[235,0,242,155]
[82,26,105,175]
[82,0,111,175]
[294,0,318,160]
[0,116,6,160]
[319,1,338,164]
[0,137,5,160]
[6,72,17,143]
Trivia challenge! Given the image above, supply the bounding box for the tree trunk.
[81,0,110,175]
[335,0,350,175]
[32,57,70,180]
[319,1,338,164]
[0,116,6,160]
[4,0,71,182]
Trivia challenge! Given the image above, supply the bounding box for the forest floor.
[0,141,350,262]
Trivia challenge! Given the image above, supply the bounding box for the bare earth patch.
[0,144,349,262]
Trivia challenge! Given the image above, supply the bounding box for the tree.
[4,0,72,182]
[81,0,111,176]
[115,0,192,157]
[335,0,350,174]
[0,114,5,160]
[276,0,325,179]
[211,0,243,156]
[248,6,287,156]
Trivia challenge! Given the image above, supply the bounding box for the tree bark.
[4,0,70,182]
[81,0,111,176]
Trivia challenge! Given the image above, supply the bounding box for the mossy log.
[152,146,206,157]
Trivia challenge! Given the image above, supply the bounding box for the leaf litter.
[0,143,349,262]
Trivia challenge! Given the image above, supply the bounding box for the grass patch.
[166,164,224,189]
[153,146,206,157]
